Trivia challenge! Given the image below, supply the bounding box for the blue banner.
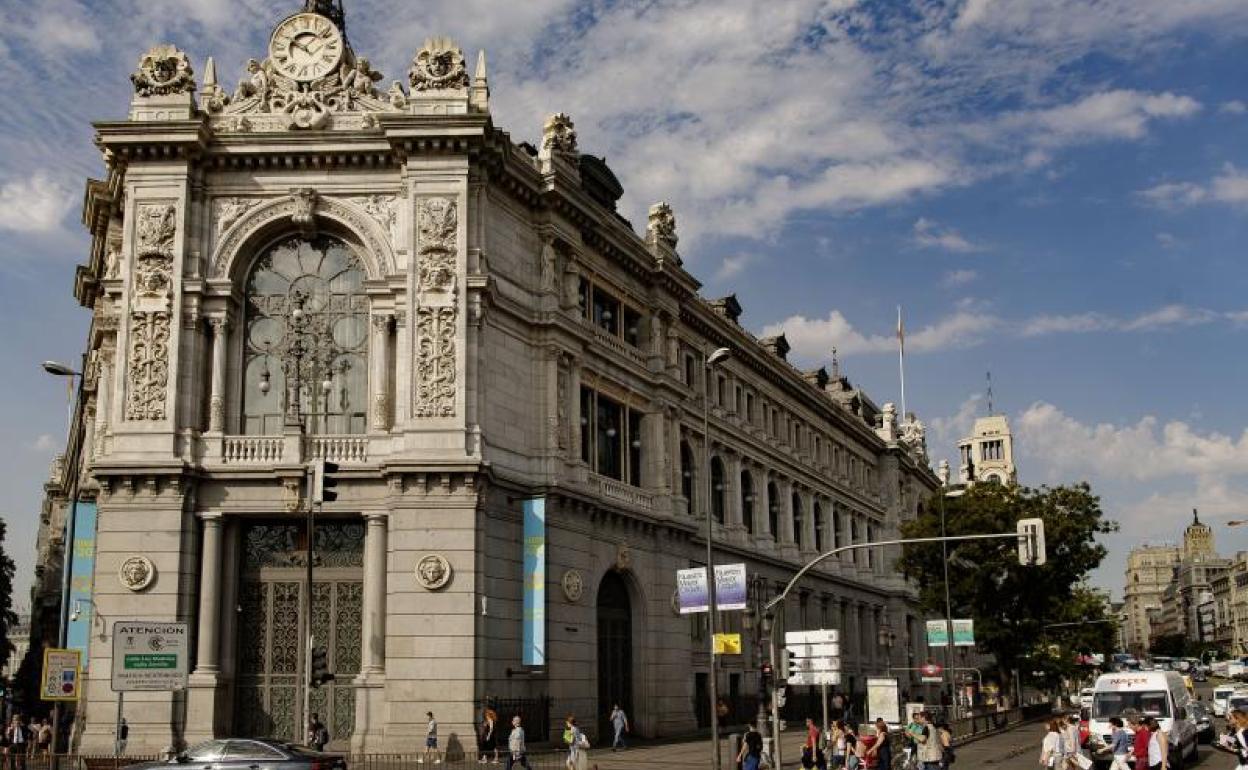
[522,498,546,667]
[66,500,98,669]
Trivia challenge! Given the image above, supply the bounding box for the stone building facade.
[1122,545,1180,655]
[54,2,940,754]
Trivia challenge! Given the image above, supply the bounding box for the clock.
[268,13,344,82]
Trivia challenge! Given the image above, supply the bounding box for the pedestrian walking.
[844,722,860,770]
[418,711,441,765]
[608,704,629,751]
[1040,719,1064,768]
[1143,716,1167,770]
[563,715,589,770]
[506,715,529,770]
[307,713,328,752]
[1130,714,1150,770]
[802,717,828,770]
[478,708,498,764]
[828,720,846,768]
[865,719,892,770]
[934,721,953,769]
[914,712,943,770]
[1107,717,1132,770]
[33,721,50,760]
[736,720,764,770]
[1061,713,1084,769]
[115,718,129,756]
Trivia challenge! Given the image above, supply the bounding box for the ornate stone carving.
[539,237,560,294]
[212,197,258,239]
[556,361,569,451]
[414,305,457,417]
[118,555,156,591]
[615,542,631,572]
[561,569,584,603]
[125,311,171,421]
[131,45,195,97]
[291,188,318,231]
[415,553,452,590]
[561,254,580,310]
[417,197,457,293]
[647,202,678,249]
[408,37,469,91]
[339,58,382,97]
[899,414,928,464]
[542,113,577,154]
[348,195,399,245]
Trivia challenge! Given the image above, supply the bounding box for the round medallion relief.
[415,553,452,590]
[561,570,584,603]
[119,555,156,592]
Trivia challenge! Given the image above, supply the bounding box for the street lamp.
[703,345,732,770]
[41,357,86,753]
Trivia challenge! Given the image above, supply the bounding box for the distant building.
[3,613,29,678]
[957,414,1017,486]
[1123,544,1180,655]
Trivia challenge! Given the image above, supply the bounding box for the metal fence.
[479,695,554,744]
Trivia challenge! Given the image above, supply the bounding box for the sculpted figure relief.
[647,202,678,249]
[233,59,269,104]
[542,113,578,154]
[340,57,382,97]
[409,37,469,91]
[131,44,195,97]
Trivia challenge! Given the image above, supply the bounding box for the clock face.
[269,13,344,82]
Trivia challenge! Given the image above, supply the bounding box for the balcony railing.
[308,435,369,463]
[222,435,284,463]
[596,473,654,511]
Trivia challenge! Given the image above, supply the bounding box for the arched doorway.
[597,571,633,741]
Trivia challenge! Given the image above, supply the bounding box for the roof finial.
[1193,507,1200,525]
[986,370,994,415]
[831,346,840,379]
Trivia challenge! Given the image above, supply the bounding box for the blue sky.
[1,0,1247,605]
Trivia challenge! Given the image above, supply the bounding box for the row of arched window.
[680,440,878,567]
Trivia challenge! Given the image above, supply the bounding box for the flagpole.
[897,305,907,420]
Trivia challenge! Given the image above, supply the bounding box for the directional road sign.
[787,643,840,658]
[785,629,839,645]
[786,671,842,686]
[789,657,841,673]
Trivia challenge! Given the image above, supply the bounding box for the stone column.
[195,512,224,673]
[568,356,582,463]
[371,314,392,431]
[758,470,773,542]
[361,512,389,675]
[779,478,798,560]
[207,317,228,432]
[799,491,817,556]
[642,406,668,493]
[725,452,745,537]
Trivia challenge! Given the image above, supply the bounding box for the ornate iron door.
[234,522,364,746]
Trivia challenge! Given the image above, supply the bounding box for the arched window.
[680,440,695,504]
[711,456,726,524]
[242,235,368,435]
[792,491,804,550]
[741,470,755,534]
[767,481,779,539]
[814,502,824,553]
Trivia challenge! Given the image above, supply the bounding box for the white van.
[1213,684,1237,717]
[1088,671,1198,769]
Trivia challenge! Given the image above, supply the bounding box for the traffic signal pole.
[302,466,316,742]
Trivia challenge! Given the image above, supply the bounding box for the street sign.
[785,629,839,645]
[40,649,81,701]
[714,633,742,655]
[1017,518,1046,566]
[786,671,841,686]
[111,621,189,692]
[952,619,975,647]
[925,619,949,647]
[787,643,840,658]
[920,662,943,683]
[788,656,841,673]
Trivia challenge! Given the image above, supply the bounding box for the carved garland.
[416,197,457,293]
[413,305,457,417]
[125,203,177,422]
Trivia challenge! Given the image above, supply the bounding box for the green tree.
[0,520,16,664]
[897,483,1118,687]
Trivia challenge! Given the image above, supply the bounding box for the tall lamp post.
[935,489,960,720]
[258,290,335,736]
[41,358,86,753]
[703,346,732,770]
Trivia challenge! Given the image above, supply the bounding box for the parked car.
[1213,684,1237,717]
[124,739,346,770]
[1189,701,1215,744]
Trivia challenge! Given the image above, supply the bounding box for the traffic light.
[1017,518,1046,566]
[310,645,335,687]
[760,662,774,688]
[311,459,340,504]
[780,647,797,680]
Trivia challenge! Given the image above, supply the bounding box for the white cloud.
[1137,164,1248,210]
[941,268,979,287]
[929,393,985,454]
[1220,100,1248,115]
[1119,304,1217,331]
[28,434,57,452]
[914,218,982,253]
[0,172,71,234]
[714,253,754,282]
[1017,401,1248,481]
[1010,90,1200,145]
[761,307,995,361]
[1155,232,1180,249]
[1020,304,1226,336]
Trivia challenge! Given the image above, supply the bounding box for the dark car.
[1189,701,1215,744]
[125,739,346,770]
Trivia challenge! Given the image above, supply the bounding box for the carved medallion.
[119,555,156,591]
[131,45,195,97]
[415,553,452,590]
[561,570,584,603]
[408,37,469,91]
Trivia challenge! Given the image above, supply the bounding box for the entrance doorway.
[233,520,363,746]
[597,571,634,741]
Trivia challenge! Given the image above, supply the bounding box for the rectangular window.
[684,353,697,388]
[592,287,621,336]
[628,409,643,486]
[623,307,643,348]
[578,277,590,319]
[596,394,623,480]
[580,386,593,463]
[580,386,645,486]
[746,393,755,424]
[735,385,742,415]
[717,375,726,406]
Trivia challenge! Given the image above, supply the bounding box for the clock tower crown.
[303,0,347,39]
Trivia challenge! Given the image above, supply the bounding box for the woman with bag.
[1040,719,1064,768]
[563,715,589,770]
[478,708,498,764]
